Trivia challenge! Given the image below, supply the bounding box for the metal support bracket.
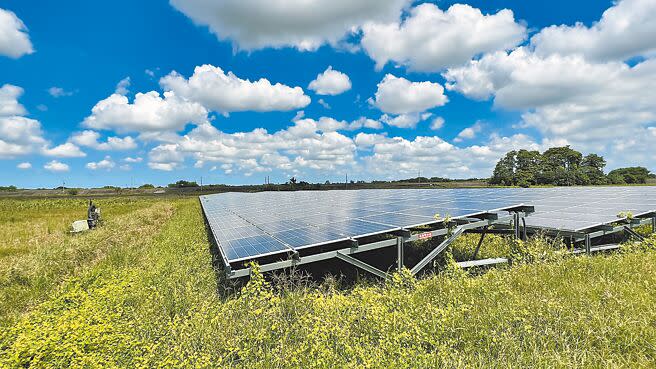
[584,234,591,255]
[624,226,645,241]
[397,237,404,271]
[472,226,488,259]
[335,252,388,279]
[411,226,465,275]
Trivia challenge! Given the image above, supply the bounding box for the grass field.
[1,196,655,368]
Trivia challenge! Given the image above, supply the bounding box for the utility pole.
[345,173,348,190]
[200,176,203,192]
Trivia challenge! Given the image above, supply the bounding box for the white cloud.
[0,8,34,58]
[48,87,73,98]
[148,143,185,171]
[0,84,50,158]
[531,0,656,62]
[70,130,137,151]
[169,0,409,51]
[361,3,526,72]
[16,162,31,169]
[147,120,358,175]
[123,156,142,163]
[454,121,483,142]
[380,113,424,129]
[294,116,382,132]
[308,66,351,95]
[44,160,69,172]
[0,116,47,158]
[318,99,331,109]
[160,64,310,113]
[369,74,448,115]
[82,91,208,133]
[444,48,656,145]
[115,77,131,95]
[430,117,445,130]
[359,133,546,178]
[86,156,116,170]
[0,84,27,116]
[42,142,86,158]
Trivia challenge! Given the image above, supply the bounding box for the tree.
[139,184,155,189]
[515,149,541,187]
[581,154,607,185]
[538,146,583,186]
[607,167,651,184]
[288,177,297,185]
[168,180,199,188]
[490,151,517,186]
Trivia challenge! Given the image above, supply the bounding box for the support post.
[521,217,527,240]
[584,234,591,255]
[397,237,404,272]
[513,213,520,239]
[652,217,656,234]
[472,226,487,259]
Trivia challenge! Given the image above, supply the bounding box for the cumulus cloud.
[123,156,142,163]
[444,47,656,145]
[0,84,27,116]
[380,113,431,129]
[86,156,116,170]
[0,86,48,158]
[308,66,352,95]
[0,8,34,58]
[160,64,310,113]
[16,162,31,169]
[44,160,69,172]
[359,132,547,178]
[361,3,526,72]
[42,142,86,158]
[147,120,358,174]
[531,0,656,62]
[369,74,448,115]
[115,77,131,95]
[48,87,74,98]
[454,121,483,142]
[169,0,409,51]
[70,130,137,151]
[82,91,208,133]
[294,116,382,132]
[430,117,445,130]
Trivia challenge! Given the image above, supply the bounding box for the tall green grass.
[1,198,655,368]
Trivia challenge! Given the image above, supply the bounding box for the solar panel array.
[201,189,521,262]
[201,187,656,263]
[487,186,656,231]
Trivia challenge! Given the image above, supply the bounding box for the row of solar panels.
[201,187,656,263]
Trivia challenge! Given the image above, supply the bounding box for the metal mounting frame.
[225,209,531,279]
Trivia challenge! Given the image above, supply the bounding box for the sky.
[0,0,654,188]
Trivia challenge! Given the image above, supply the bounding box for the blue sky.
[0,0,654,188]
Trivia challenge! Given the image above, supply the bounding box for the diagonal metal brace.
[624,226,645,241]
[335,252,388,279]
[411,226,465,276]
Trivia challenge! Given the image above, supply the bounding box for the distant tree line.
[490,146,653,187]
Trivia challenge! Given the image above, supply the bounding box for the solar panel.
[201,187,656,263]
[200,189,522,262]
